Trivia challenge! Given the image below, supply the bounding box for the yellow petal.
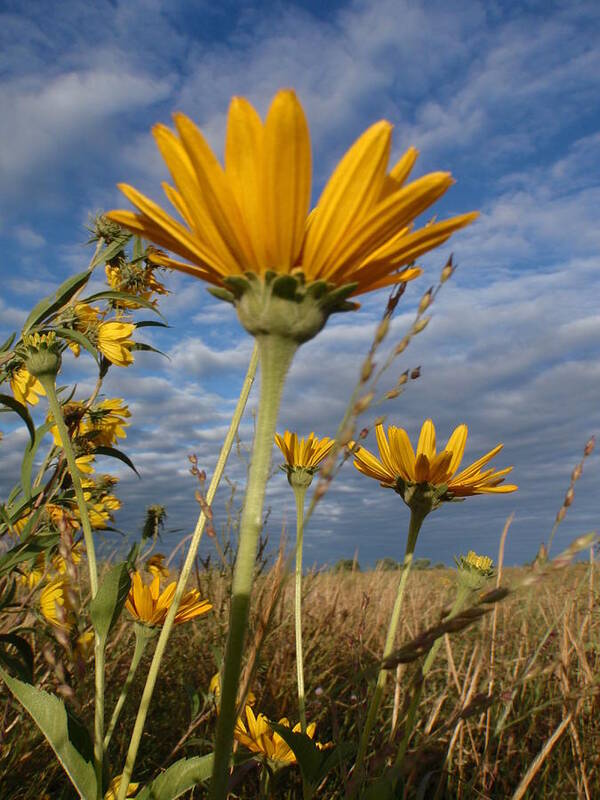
[445,424,468,476]
[378,146,419,201]
[302,121,392,278]
[416,419,436,461]
[263,90,311,271]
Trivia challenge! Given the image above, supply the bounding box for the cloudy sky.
[1,0,599,568]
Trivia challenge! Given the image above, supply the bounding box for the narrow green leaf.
[135,754,214,800]
[21,421,54,500]
[22,270,91,333]
[0,669,97,800]
[130,342,168,359]
[0,394,36,445]
[82,291,163,317]
[53,326,100,362]
[90,233,131,268]
[268,723,324,784]
[93,446,140,476]
[0,533,59,578]
[0,332,16,352]
[134,320,170,329]
[89,563,131,643]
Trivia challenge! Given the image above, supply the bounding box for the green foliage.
[90,563,131,644]
[134,755,214,800]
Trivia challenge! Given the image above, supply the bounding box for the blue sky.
[1,0,599,568]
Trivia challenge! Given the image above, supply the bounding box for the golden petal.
[302,121,392,278]
[388,426,416,482]
[452,444,504,482]
[353,446,395,484]
[416,419,436,461]
[263,90,312,271]
[445,424,468,476]
[414,453,430,483]
[378,147,419,201]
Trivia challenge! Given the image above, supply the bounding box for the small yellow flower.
[10,366,46,406]
[104,775,139,800]
[275,431,335,471]
[39,577,73,632]
[108,89,477,299]
[234,706,326,764]
[145,553,169,579]
[97,321,135,367]
[125,572,212,627]
[463,550,493,574]
[353,420,517,497]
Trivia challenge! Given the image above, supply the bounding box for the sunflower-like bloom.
[125,572,212,627]
[106,261,168,309]
[10,366,46,405]
[97,321,135,367]
[234,706,326,764]
[107,89,477,306]
[84,398,131,446]
[104,776,139,800]
[353,420,517,509]
[39,577,73,632]
[275,430,335,471]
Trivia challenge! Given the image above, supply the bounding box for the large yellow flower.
[39,577,73,632]
[107,89,477,298]
[10,366,46,406]
[125,572,212,626]
[275,430,335,470]
[353,420,517,497]
[97,321,135,367]
[234,705,325,764]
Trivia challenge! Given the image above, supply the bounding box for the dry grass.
[1,559,599,798]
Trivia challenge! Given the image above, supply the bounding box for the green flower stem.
[210,333,298,800]
[117,343,259,800]
[39,374,104,797]
[351,508,425,795]
[392,583,470,774]
[293,484,308,734]
[103,624,153,752]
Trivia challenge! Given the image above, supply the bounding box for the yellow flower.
[353,420,517,497]
[48,401,87,447]
[275,430,335,470]
[145,553,169,579]
[463,550,493,574]
[69,303,101,357]
[75,630,95,660]
[105,262,168,309]
[84,398,131,446]
[39,577,73,632]
[76,454,96,475]
[209,672,256,707]
[52,541,83,574]
[10,366,46,406]
[19,553,46,588]
[97,321,135,367]
[234,706,326,764]
[125,572,212,626]
[107,89,477,298]
[104,776,139,800]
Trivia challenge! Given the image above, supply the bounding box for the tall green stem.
[293,485,308,733]
[104,625,153,752]
[40,375,104,798]
[351,509,425,796]
[210,333,298,800]
[117,343,259,800]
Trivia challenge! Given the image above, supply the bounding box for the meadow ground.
[2,560,598,799]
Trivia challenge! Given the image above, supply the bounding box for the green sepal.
[222,275,251,297]
[0,394,36,445]
[89,562,131,644]
[134,754,214,800]
[319,282,359,313]
[22,270,92,334]
[207,286,235,304]
[0,668,97,800]
[271,274,301,300]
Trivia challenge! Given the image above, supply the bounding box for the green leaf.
[22,270,91,333]
[135,754,214,800]
[0,332,16,353]
[130,342,168,359]
[53,326,100,361]
[134,320,170,329]
[133,236,144,262]
[0,533,59,578]
[0,394,36,446]
[89,563,131,644]
[21,421,54,500]
[268,724,324,785]
[82,290,163,317]
[92,446,140,476]
[90,233,131,268]
[0,669,97,800]
[0,633,34,683]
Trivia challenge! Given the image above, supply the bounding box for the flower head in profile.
[234,705,327,765]
[10,366,46,406]
[125,571,212,627]
[353,420,517,517]
[40,577,73,632]
[108,89,477,343]
[455,550,495,590]
[97,321,135,367]
[275,430,335,488]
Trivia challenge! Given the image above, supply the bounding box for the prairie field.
[2,558,599,799]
